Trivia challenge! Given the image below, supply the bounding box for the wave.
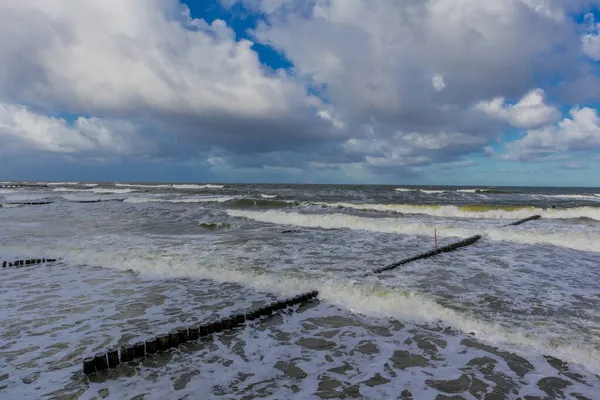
[475,189,520,194]
[539,194,600,201]
[227,198,296,209]
[115,183,172,188]
[45,182,79,186]
[309,202,600,221]
[394,188,445,194]
[52,188,136,194]
[13,244,599,374]
[123,195,236,204]
[172,184,224,190]
[260,194,277,199]
[226,209,600,252]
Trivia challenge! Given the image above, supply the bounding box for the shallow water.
[1,182,600,399]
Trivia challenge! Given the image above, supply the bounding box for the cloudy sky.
[1,0,600,186]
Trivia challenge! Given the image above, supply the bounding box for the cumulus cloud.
[0,0,597,181]
[582,12,600,60]
[475,88,561,129]
[0,102,151,156]
[502,106,600,161]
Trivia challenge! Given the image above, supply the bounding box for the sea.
[1,181,599,400]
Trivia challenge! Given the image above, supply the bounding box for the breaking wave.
[226,209,600,252]
[309,202,600,221]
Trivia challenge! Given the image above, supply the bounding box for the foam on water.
[3,182,600,398]
[260,194,277,198]
[5,244,599,377]
[226,209,600,252]
[172,184,224,190]
[52,187,137,194]
[310,201,600,221]
[115,183,172,188]
[124,195,237,204]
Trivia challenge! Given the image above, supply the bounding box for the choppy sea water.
[1,182,599,399]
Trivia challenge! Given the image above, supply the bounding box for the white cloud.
[0,0,596,180]
[582,12,600,60]
[475,88,560,129]
[502,106,600,161]
[0,0,311,118]
[0,102,150,155]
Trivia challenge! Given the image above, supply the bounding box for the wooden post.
[222,318,233,330]
[83,357,96,374]
[95,353,108,371]
[156,334,169,351]
[235,314,245,325]
[146,338,157,354]
[168,330,180,348]
[107,349,119,368]
[199,324,208,337]
[133,342,145,358]
[188,325,199,341]
[121,344,134,362]
[245,310,256,321]
[178,328,189,344]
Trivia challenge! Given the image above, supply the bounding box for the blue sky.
[1,0,600,186]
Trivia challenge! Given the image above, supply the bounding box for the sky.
[1,0,600,186]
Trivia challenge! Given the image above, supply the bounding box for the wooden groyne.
[370,235,482,275]
[0,184,48,188]
[2,259,57,268]
[83,290,320,376]
[3,201,54,206]
[506,215,541,226]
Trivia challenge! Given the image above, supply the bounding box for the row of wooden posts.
[2,259,56,268]
[83,290,319,375]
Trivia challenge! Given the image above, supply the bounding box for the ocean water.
[1,182,599,399]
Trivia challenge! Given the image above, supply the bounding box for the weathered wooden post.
[107,349,119,368]
[83,357,96,374]
[146,338,157,354]
[178,328,189,344]
[121,344,134,362]
[133,342,145,358]
[199,324,209,337]
[95,353,108,371]
[156,334,169,351]
[188,325,199,340]
[169,330,180,348]
[222,318,233,330]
